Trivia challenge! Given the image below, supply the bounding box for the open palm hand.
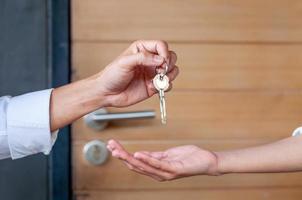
[107,140,219,181]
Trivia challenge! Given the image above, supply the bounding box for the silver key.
[153,73,170,124]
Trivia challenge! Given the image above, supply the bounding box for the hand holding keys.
[153,62,170,124]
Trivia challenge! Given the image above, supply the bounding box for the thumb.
[120,52,165,70]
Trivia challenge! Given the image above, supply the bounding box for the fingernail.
[154,55,164,63]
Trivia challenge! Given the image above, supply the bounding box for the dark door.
[0,1,51,200]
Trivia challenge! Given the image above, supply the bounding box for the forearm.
[216,135,302,174]
[50,74,105,131]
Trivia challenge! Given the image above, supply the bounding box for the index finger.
[131,40,170,60]
[111,148,173,180]
[134,152,174,173]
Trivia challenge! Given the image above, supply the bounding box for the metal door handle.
[83,140,109,166]
[84,108,155,131]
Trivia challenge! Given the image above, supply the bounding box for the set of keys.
[152,63,170,124]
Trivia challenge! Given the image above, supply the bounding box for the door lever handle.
[84,108,155,131]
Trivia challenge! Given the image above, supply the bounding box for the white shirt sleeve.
[0,89,58,160]
[292,127,302,137]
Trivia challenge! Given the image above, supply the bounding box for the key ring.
[155,61,169,79]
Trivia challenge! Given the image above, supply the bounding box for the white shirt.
[0,89,57,160]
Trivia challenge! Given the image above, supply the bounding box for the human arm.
[0,40,178,159]
[107,134,302,181]
[50,40,178,131]
[216,135,302,174]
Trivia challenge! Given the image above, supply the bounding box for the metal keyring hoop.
[155,61,169,76]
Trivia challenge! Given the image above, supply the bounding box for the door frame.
[48,0,71,200]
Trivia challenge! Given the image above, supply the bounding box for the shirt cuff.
[7,89,58,159]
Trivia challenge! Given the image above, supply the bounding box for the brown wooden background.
[71,1,302,199]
